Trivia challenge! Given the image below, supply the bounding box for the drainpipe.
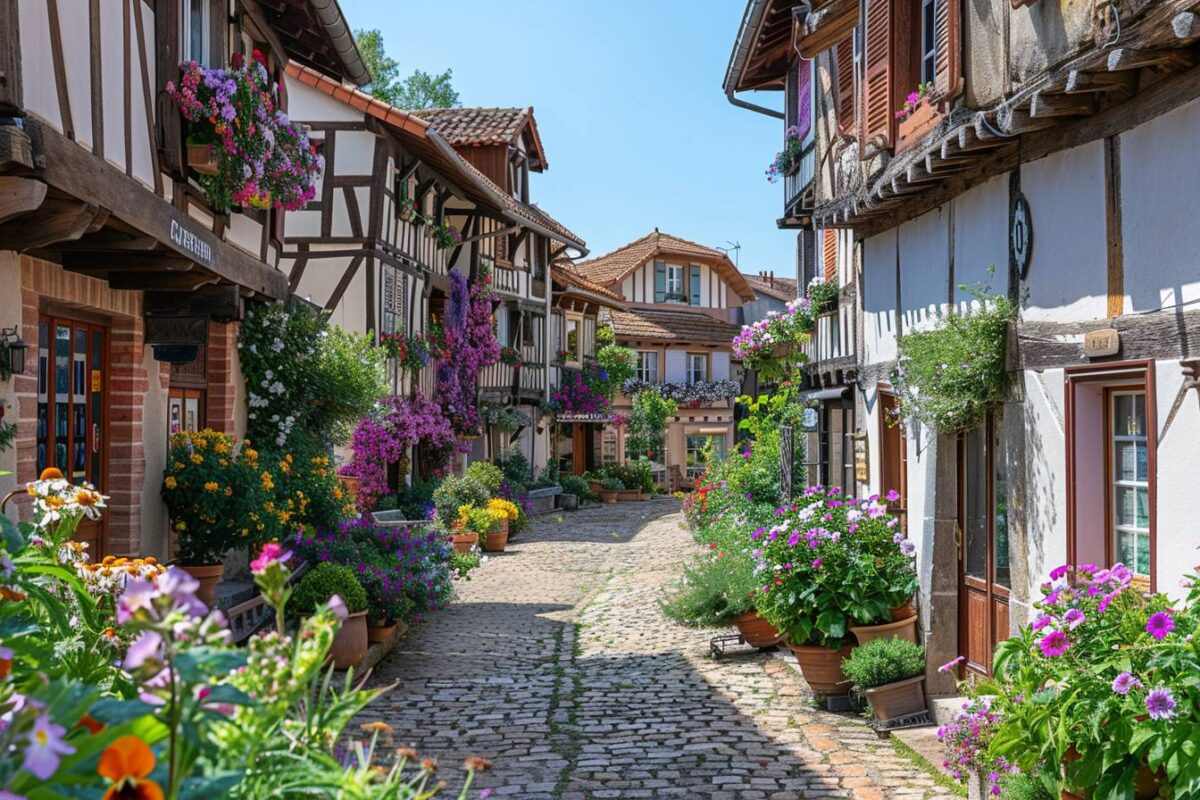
[723,0,788,120]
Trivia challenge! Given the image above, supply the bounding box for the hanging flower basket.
[398,199,416,222]
[186,143,219,176]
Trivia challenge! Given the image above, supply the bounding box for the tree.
[354,29,461,109]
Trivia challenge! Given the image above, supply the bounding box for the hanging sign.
[1011,192,1033,279]
[1084,329,1120,359]
[853,434,869,483]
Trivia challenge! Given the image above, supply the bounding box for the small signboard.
[1084,328,1120,359]
[853,434,869,483]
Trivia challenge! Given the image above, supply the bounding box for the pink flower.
[1063,608,1085,630]
[1111,672,1141,696]
[1146,611,1175,641]
[907,91,920,105]
[251,542,292,574]
[811,558,823,569]
[327,594,348,621]
[1038,629,1070,658]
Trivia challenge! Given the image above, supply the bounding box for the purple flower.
[787,531,801,547]
[938,656,965,674]
[1049,565,1070,581]
[886,489,900,502]
[751,527,765,541]
[123,630,163,670]
[1146,611,1175,641]
[1063,608,1085,630]
[23,713,74,780]
[117,577,158,624]
[899,540,916,557]
[327,594,348,621]
[1038,629,1070,658]
[1145,687,1177,721]
[1111,672,1142,696]
[811,558,823,569]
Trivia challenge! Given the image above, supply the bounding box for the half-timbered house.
[727,0,1200,695]
[572,231,752,487]
[0,0,364,558]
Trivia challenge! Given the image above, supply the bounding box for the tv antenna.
[717,240,741,267]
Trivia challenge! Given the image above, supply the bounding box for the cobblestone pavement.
[360,500,959,800]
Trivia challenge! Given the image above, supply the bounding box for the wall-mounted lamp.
[0,327,27,380]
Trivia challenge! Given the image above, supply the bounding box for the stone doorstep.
[890,726,947,775]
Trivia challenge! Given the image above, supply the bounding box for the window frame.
[685,352,708,385]
[919,0,937,86]
[183,0,211,65]
[665,265,685,303]
[637,350,659,384]
[685,434,726,479]
[1106,387,1151,581]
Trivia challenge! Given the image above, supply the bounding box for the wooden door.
[37,316,109,553]
[572,424,587,476]
[957,413,1010,676]
[878,391,907,526]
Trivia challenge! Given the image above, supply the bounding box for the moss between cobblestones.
[891,736,967,798]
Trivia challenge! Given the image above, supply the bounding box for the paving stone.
[353,500,954,798]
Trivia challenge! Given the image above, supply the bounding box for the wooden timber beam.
[796,0,858,58]
[0,176,47,225]
[0,197,98,251]
[1106,47,1194,72]
[107,271,220,291]
[1065,69,1137,95]
[59,250,195,273]
[1030,90,1095,118]
[996,105,1057,134]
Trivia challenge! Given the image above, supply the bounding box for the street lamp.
[0,326,27,380]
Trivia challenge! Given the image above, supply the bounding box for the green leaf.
[815,609,846,640]
[0,513,23,553]
[88,698,159,726]
[180,774,245,800]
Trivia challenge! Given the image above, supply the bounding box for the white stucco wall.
[952,174,1011,309]
[1152,361,1200,601]
[898,207,951,335]
[862,230,898,365]
[1018,368,1068,597]
[1020,140,1108,323]
[0,253,22,514]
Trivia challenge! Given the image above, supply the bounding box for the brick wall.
[206,321,238,433]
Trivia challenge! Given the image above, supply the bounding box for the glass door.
[1108,390,1150,583]
[37,316,108,553]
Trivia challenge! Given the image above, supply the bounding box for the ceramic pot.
[849,614,919,646]
[890,600,917,621]
[367,619,398,646]
[331,610,368,669]
[182,563,223,606]
[734,610,783,648]
[559,493,579,511]
[864,675,926,721]
[481,526,509,552]
[186,144,219,175]
[599,490,619,504]
[787,642,854,694]
[450,532,478,554]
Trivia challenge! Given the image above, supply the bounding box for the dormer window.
[185,0,210,65]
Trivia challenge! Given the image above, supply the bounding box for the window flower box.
[186,143,219,176]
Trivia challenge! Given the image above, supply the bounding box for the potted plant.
[290,562,369,670]
[598,478,622,504]
[397,197,416,222]
[486,498,519,541]
[560,475,590,511]
[459,505,504,553]
[842,638,927,721]
[432,475,491,526]
[805,278,840,316]
[162,429,271,605]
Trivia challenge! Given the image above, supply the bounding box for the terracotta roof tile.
[606,307,741,344]
[411,107,530,146]
[741,272,799,302]
[553,265,622,302]
[572,230,756,302]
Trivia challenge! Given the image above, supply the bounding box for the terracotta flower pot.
[890,600,917,621]
[450,532,478,554]
[864,675,926,721]
[599,490,619,504]
[186,143,219,175]
[331,610,368,670]
[481,526,508,552]
[849,614,919,646]
[367,618,408,647]
[181,563,223,607]
[617,489,642,502]
[734,610,783,648]
[337,473,360,503]
[787,642,854,694]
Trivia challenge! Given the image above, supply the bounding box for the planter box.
[558,493,579,511]
[864,675,926,721]
[186,143,219,175]
[616,489,643,502]
[369,510,431,530]
[526,485,562,515]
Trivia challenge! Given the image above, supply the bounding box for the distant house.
[570,231,754,486]
[740,271,799,324]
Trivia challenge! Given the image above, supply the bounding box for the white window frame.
[686,353,708,384]
[637,351,659,383]
[665,265,684,302]
[1110,390,1150,579]
[184,0,211,65]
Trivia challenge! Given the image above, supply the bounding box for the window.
[565,318,579,363]
[920,0,937,85]
[802,398,855,490]
[665,265,684,302]
[1110,391,1150,578]
[601,428,619,464]
[686,435,726,478]
[689,265,701,306]
[637,351,659,383]
[686,353,708,384]
[184,0,210,65]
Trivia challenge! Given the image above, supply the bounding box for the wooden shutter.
[861,0,894,153]
[156,0,183,174]
[795,58,813,140]
[835,36,855,133]
[933,0,962,102]
[654,261,666,303]
[823,229,838,282]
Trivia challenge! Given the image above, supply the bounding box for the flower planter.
[367,618,408,647]
[787,642,854,694]
[181,563,223,606]
[450,532,479,553]
[398,205,415,222]
[599,489,619,504]
[1060,764,1162,800]
[864,675,926,721]
[897,101,941,151]
[526,485,561,515]
[331,610,368,670]
[186,143,219,175]
[559,493,579,511]
[337,473,360,504]
[617,489,643,502]
[890,600,917,621]
[481,519,509,552]
[849,614,919,646]
[734,610,783,648]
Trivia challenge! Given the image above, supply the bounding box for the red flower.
[230,51,244,69]
[251,48,267,66]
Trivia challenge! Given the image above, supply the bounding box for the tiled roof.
[411,107,529,146]
[572,230,756,302]
[607,308,741,344]
[553,265,622,302]
[741,272,799,302]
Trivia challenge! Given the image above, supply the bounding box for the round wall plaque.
[1012,192,1033,279]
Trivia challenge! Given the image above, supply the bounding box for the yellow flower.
[204,482,219,492]
[189,454,204,465]
[164,476,178,490]
[173,462,185,471]
[175,521,187,531]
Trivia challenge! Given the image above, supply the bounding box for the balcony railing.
[801,286,856,365]
[493,263,523,296]
[784,141,816,216]
[480,345,546,399]
[391,220,450,276]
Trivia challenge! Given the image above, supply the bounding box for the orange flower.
[99,735,164,800]
[39,467,64,480]
[77,714,105,734]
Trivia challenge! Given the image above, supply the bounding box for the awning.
[798,386,850,403]
[685,425,731,435]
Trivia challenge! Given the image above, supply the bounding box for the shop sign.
[146,316,207,347]
[853,434,869,483]
[169,218,213,267]
[1084,328,1120,359]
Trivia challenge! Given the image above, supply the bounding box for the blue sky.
[338,0,795,277]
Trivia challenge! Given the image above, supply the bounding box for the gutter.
[723,0,787,119]
[307,0,371,87]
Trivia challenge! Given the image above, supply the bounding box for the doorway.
[37,315,109,553]
[957,412,1010,676]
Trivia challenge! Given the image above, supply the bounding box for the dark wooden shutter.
[795,58,813,140]
[823,230,838,282]
[155,0,182,175]
[835,36,855,133]
[654,261,666,303]
[933,0,962,102]
[211,0,227,66]
[861,0,894,153]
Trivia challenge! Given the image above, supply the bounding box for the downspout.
[723,0,792,120]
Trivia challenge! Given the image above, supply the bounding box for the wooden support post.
[1106,47,1194,72]
[1104,136,1123,318]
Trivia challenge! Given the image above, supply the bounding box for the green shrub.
[601,460,653,492]
[497,449,533,488]
[449,550,482,580]
[841,637,925,690]
[660,550,757,627]
[533,459,560,488]
[464,461,504,494]
[392,478,438,520]
[291,563,368,616]
[999,775,1054,800]
[561,475,590,499]
[601,477,623,491]
[432,475,490,523]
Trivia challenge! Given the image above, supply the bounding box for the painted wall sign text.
[170,219,213,266]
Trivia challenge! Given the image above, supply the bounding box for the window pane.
[690,265,701,306]
[189,0,206,63]
[1114,486,1150,529]
[993,417,1010,589]
[963,424,988,581]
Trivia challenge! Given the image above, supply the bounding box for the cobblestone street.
[361,501,959,799]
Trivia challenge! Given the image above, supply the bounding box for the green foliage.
[600,460,654,493]
[533,459,561,488]
[893,283,1013,434]
[601,477,624,491]
[354,29,460,109]
[625,391,677,462]
[464,461,504,494]
[806,278,840,314]
[431,475,490,524]
[999,775,1054,800]
[449,550,482,580]
[595,321,615,348]
[561,474,591,499]
[291,562,368,616]
[595,344,637,396]
[661,546,757,627]
[458,505,499,536]
[497,448,533,489]
[842,637,926,690]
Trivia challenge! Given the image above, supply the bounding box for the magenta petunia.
[1145,687,1177,721]
[1038,629,1070,658]
[1146,611,1175,641]
[1063,608,1085,630]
